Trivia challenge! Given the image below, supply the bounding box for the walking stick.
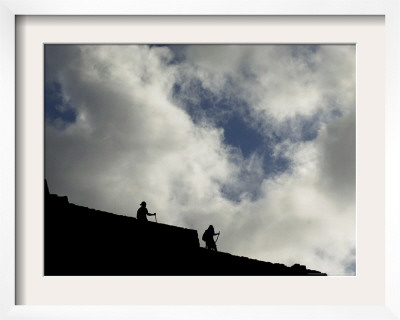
[154,213,158,223]
[213,232,220,251]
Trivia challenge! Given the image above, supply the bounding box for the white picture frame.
[1,0,399,319]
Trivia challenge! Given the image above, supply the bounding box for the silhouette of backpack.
[202,230,207,241]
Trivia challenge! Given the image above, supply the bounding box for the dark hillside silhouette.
[44,180,327,276]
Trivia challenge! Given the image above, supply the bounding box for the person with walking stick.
[137,201,157,222]
[202,225,220,251]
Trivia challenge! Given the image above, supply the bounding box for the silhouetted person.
[202,225,220,251]
[137,201,156,222]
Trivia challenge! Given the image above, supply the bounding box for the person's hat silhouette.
[140,201,146,206]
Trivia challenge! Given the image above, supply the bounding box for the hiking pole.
[154,213,158,223]
[214,232,220,251]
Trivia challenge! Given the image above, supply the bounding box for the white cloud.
[45,44,355,275]
[179,45,355,136]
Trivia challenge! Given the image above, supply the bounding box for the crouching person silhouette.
[202,225,220,251]
[137,201,156,222]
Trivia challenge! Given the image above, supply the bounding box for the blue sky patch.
[223,114,264,157]
[45,81,76,129]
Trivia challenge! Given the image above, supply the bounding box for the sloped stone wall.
[44,181,326,276]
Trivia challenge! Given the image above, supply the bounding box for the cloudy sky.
[45,44,356,276]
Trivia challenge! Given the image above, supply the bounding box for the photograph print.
[44,44,355,276]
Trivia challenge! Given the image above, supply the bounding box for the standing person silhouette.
[137,201,156,222]
[202,225,220,251]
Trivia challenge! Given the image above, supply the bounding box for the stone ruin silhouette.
[44,180,327,276]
